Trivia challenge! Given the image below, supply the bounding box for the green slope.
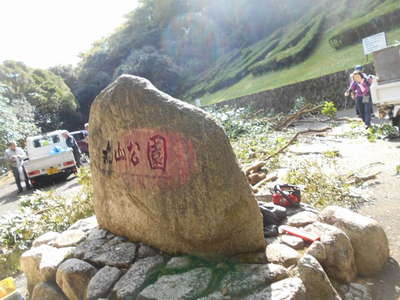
[184,0,400,105]
[196,26,400,106]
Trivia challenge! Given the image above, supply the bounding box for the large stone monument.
[89,75,265,256]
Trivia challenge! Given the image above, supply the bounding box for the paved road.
[0,175,80,216]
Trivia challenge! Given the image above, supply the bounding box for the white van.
[23,130,78,187]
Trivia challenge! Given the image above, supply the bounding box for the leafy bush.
[321,101,337,119]
[286,160,364,209]
[366,124,399,142]
[249,15,324,75]
[328,0,400,49]
[0,167,93,279]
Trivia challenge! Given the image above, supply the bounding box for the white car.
[23,130,78,187]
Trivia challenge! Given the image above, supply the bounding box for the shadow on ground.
[372,258,400,300]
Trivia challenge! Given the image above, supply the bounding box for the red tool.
[280,225,320,243]
[272,184,301,207]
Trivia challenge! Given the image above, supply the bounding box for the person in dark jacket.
[62,131,81,167]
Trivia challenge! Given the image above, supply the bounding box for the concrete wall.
[212,64,374,113]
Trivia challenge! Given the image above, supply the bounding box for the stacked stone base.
[21,205,389,300]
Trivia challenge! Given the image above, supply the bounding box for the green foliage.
[396,165,400,175]
[0,61,80,132]
[286,160,363,209]
[321,101,337,119]
[366,124,399,142]
[328,0,400,49]
[250,15,324,75]
[0,167,93,278]
[208,107,291,169]
[0,91,39,152]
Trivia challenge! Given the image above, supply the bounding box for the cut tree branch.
[264,127,332,162]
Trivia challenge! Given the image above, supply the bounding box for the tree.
[0,61,80,131]
[0,86,39,152]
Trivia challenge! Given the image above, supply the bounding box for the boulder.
[297,255,342,300]
[86,228,109,240]
[287,211,318,227]
[32,232,60,247]
[243,277,306,300]
[305,222,357,283]
[165,256,193,271]
[20,245,52,293]
[137,243,159,259]
[305,241,327,263]
[56,258,97,300]
[31,282,67,300]
[87,266,122,300]
[220,263,287,296]
[89,75,265,256]
[198,291,225,299]
[266,243,301,267]
[54,230,86,248]
[39,247,75,282]
[137,268,212,299]
[68,216,98,232]
[281,235,305,250]
[320,206,389,276]
[87,242,137,268]
[112,255,164,299]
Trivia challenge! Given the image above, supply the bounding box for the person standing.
[4,141,31,193]
[62,131,82,167]
[351,71,372,128]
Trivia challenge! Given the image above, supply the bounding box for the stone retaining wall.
[212,64,375,113]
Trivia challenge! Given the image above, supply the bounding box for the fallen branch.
[274,104,323,130]
[264,127,332,162]
[347,172,381,185]
[244,161,265,176]
[253,174,278,189]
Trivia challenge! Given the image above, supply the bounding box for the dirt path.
[0,175,82,216]
[291,110,400,299]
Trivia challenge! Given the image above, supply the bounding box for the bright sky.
[0,0,138,68]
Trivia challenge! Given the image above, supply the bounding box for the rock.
[39,247,75,282]
[165,256,192,270]
[137,243,159,259]
[54,230,86,248]
[287,211,318,227]
[197,291,225,299]
[68,216,98,232]
[297,255,341,300]
[220,263,287,296]
[32,232,60,247]
[89,75,265,256]
[344,283,372,300]
[31,282,67,300]
[87,266,122,300]
[56,258,97,300]
[20,245,52,293]
[243,277,306,300]
[266,243,301,267]
[87,228,109,240]
[137,267,212,299]
[305,222,357,283]
[73,238,108,259]
[88,242,137,268]
[305,241,327,263]
[230,251,268,264]
[286,203,318,217]
[320,206,389,276]
[281,235,305,250]
[112,255,164,299]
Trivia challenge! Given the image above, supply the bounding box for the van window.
[33,135,61,148]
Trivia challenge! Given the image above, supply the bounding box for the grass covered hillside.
[185,0,400,105]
